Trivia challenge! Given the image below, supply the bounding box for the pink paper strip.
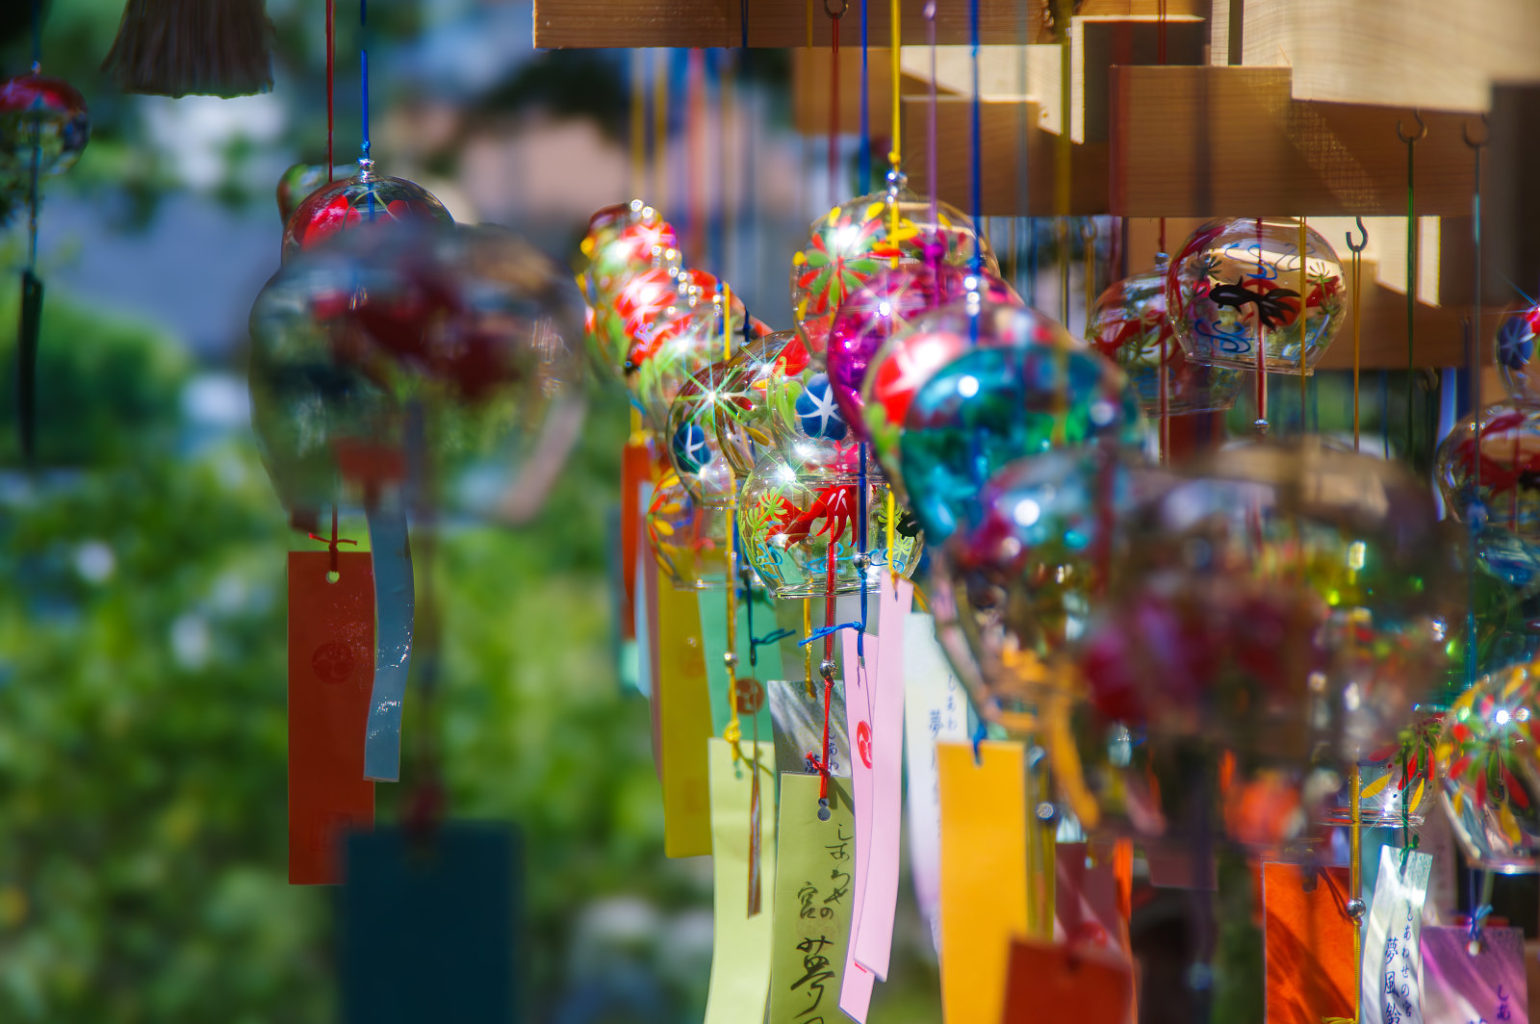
[1421,925,1527,1024]
[838,627,877,1023]
[851,581,912,979]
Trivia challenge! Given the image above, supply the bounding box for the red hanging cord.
[829,12,841,207]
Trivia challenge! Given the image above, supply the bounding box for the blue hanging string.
[856,444,869,659]
[969,0,982,276]
[735,519,795,664]
[29,0,41,70]
[859,0,871,192]
[359,0,370,161]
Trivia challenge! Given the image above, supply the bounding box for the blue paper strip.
[364,498,414,782]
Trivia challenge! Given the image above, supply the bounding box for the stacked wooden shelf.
[534,0,1540,368]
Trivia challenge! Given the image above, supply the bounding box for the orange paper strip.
[288,550,375,885]
[1263,863,1354,1024]
[1000,939,1133,1024]
[938,741,1028,1024]
[657,582,713,858]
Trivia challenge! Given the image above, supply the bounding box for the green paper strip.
[704,739,778,1024]
[700,591,777,744]
[769,772,855,1024]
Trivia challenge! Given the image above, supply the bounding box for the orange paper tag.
[1000,939,1134,1024]
[657,581,713,858]
[938,741,1029,1024]
[288,550,375,885]
[1263,863,1354,1024]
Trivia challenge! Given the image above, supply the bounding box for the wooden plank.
[1312,277,1472,370]
[1240,0,1540,114]
[896,18,1204,139]
[901,95,1108,216]
[791,47,896,136]
[534,0,727,49]
[1108,66,1478,218]
[1486,84,1540,322]
[1077,16,1206,141]
[534,0,1197,48]
[535,0,1039,48]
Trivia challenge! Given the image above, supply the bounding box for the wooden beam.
[535,0,1033,49]
[1108,66,1479,218]
[1486,84,1540,318]
[1239,0,1540,114]
[901,95,1108,216]
[791,48,896,136]
[533,0,1200,49]
[896,17,1205,139]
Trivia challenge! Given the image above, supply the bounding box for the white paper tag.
[1360,846,1431,1024]
[901,610,970,954]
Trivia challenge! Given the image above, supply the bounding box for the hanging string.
[802,599,815,698]
[722,287,744,759]
[652,53,668,204]
[926,2,938,231]
[1013,0,1028,261]
[358,0,370,162]
[1298,218,1308,430]
[1082,220,1096,334]
[1253,217,1268,432]
[1054,0,1071,323]
[828,2,843,208]
[1348,763,1364,1024]
[714,53,729,280]
[859,0,870,191]
[1465,118,1487,688]
[30,0,40,71]
[1346,219,1368,452]
[1398,111,1426,456]
[969,0,982,275]
[326,0,335,179]
[630,52,646,198]
[687,50,706,263]
[888,0,902,174]
[1153,0,1169,459]
[18,0,45,466]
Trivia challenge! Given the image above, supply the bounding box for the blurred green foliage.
[0,286,704,1020]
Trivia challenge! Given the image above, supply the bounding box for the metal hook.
[1080,218,1097,243]
[1463,114,1490,150]
[1395,109,1428,144]
[1345,217,1368,254]
[823,0,848,18]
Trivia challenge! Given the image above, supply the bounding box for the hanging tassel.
[102,0,273,98]
[16,269,42,465]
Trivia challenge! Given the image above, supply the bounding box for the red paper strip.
[1000,939,1133,1024]
[619,437,652,642]
[1263,863,1354,1024]
[289,550,375,885]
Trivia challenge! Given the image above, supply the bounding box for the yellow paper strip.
[939,741,1029,1024]
[703,739,778,1024]
[658,581,714,857]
